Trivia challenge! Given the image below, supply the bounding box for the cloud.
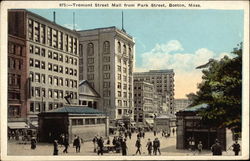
[135,40,234,98]
[63,24,81,30]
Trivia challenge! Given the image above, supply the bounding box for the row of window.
[117,41,133,56]
[8,57,23,70]
[87,41,111,56]
[8,42,24,56]
[8,91,21,100]
[29,44,78,65]
[29,101,64,113]
[30,87,77,99]
[29,72,77,88]
[28,19,78,55]
[72,118,106,126]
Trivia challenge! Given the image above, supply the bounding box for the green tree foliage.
[187,43,242,132]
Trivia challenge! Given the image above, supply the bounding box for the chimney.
[53,11,56,23]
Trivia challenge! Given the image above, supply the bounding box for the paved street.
[8,131,237,156]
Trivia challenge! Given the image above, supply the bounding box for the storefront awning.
[8,122,29,129]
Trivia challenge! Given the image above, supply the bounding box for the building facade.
[78,27,135,120]
[134,70,175,114]
[133,80,156,125]
[174,98,192,114]
[8,11,28,122]
[8,10,79,124]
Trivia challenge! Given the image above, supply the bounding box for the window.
[123,92,127,98]
[54,77,58,86]
[87,74,94,80]
[53,52,58,60]
[123,75,127,81]
[65,67,69,74]
[48,50,52,58]
[29,72,34,82]
[118,74,121,80]
[74,58,77,65]
[123,44,126,54]
[48,89,53,98]
[103,81,110,88]
[123,67,127,73]
[69,68,73,75]
[59,66,63,73]
[41,74,45,83]
[65,56,69,63]
[35,87,40,97]
[117,82,121,89]
[103,65,110,71]
[53,65,58,72]
[103,90,110,97]
[118,91,121,97]
[103,41,110,53]
[65,79,69,87]
[103,73,110,79]
[29,45,34,54]
[87,58,94,64]
[117,65,121,72]
[35,60,40,68]
[123,84,127,90]
[35,73,40,82]
[103,56,110,62]
[117,42,121,53]
[88,66,94,72]
[54,90,58,98]
[48,63,52,71]
[48,76,53,85]
[123,60,127,65]
[40,61,45,69]
[49,103,53,110]
[59,54,63,62]
[118,109,122,115]
[35,46,40,55]
[30,58,34,67]
[59,78,63,86]
[118,100,122,106]
[30,102,34,112]
[87,43,94,56]
[41,88,46,97]
[59,90,63,98]
[74,69,77,76]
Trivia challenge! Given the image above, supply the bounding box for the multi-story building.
[134,69,175,114]
[8,11,28,122]
[78,26,135,120]
[174,98,192,114]
[8,9,79,123]
[133,80,156,124]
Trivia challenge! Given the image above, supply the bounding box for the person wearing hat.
[30,136,37,149]
[211,139,222,155]
[53,140,59,155]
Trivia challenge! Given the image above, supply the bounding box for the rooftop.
[46,106,105,115]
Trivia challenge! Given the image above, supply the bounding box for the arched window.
[123,44,126,55]
[117,42,121,53]
[103,41,110,53]
[87,43,94,56]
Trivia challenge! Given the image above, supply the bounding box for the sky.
[29,9,244,98]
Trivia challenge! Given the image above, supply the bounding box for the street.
[8,131,237,156]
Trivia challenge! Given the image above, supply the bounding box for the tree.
[188,43,242,132]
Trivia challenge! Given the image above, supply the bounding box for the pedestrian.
[142,131,145,138]
[53,140,59,155]
[172,128,175,136]
[153,138,161,155]
[128,130,132,139]
[121,138,128,156]
[73,136,81,153]
[97,137,104,155]
[106,137,110,145]
[31,136,37,149]
[92,135,98,152]
[154,130,156,136]
[211,139,222,155]
[135,138,141,155]
[191,137,196,152]
[230,140,241,156]
[187,137,192,150]
[146,138,153,155]
[63,137,69,153]
[197,141,203,153]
